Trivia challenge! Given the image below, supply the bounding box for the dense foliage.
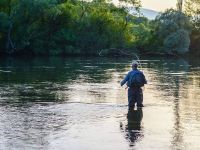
[185,0,200,55]
[0,0,142,55]
[153,9,191,54]
[0,0,199,56]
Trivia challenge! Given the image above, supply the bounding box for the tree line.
[0,0,199,56]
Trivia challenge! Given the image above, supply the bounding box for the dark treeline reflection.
[0,56,127,83]
[0,56,199,105]
[0,57,128,104]
[142,57,197,99]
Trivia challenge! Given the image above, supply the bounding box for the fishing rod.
[131,52,143,72]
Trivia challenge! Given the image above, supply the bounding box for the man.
[121,61,147,109]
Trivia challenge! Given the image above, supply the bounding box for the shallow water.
[0,56,199,150]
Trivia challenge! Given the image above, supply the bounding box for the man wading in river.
[121,61,147,109]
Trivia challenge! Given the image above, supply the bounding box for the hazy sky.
[113,0,177,11]
[141,0,177,11]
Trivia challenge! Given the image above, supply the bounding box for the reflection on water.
[120,108,143,147]
[0,56,200,150]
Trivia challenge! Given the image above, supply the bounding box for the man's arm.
[120,72,130,86]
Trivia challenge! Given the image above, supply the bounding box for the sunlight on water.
[0,57,199,150]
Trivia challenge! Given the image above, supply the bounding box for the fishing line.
[98,48,143,70]
[131,52,143,72]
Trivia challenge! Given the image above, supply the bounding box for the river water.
[0,56,199,150]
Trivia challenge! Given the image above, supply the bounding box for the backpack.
[128,72,145,87]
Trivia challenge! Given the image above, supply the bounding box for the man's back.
[121,69,147,87]
[127,69,147,88]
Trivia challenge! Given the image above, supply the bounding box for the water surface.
[0,56,199,150]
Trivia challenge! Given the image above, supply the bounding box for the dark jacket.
[121,69,147,87]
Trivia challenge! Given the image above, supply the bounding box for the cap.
[132,61,138,67]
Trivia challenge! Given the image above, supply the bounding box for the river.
[0,56,199,150]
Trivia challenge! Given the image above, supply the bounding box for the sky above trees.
[141,0,177,11]
[113,0,177,11]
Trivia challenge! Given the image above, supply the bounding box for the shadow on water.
[120,108,143,147]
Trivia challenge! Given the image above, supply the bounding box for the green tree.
[185,0,200,55]
[0,0,144,56]
[0,0,19,53]
[177,0,183,12]
[154,9,191,54]
[130,17,152,53]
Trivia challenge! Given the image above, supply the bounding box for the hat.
[132,61,138,67]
